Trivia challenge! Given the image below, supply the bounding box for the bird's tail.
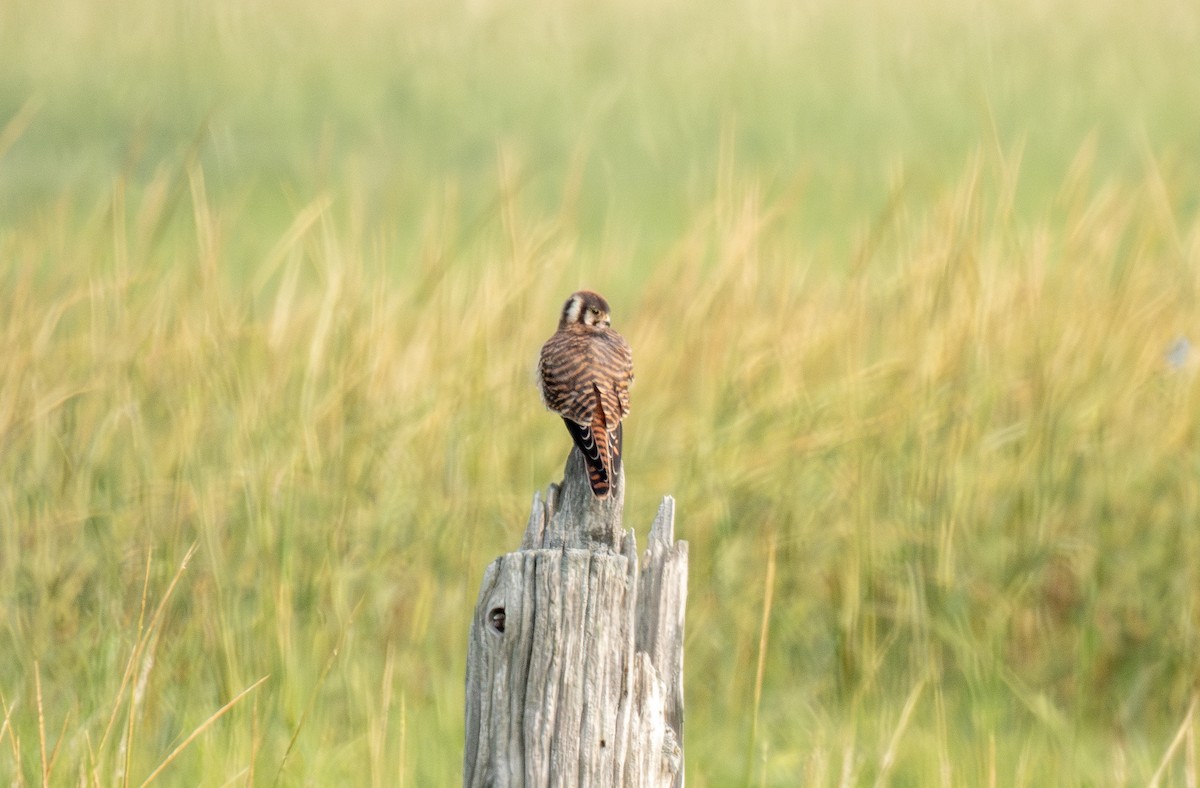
[562,417,614,498]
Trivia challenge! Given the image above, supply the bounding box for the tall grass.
[3,145,1198,785]
[2,0,1200,784]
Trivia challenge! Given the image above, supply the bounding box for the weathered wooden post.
[464,449,688,786]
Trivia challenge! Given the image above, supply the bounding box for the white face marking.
[564,296,583,325]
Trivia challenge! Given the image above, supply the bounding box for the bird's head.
[560,290,612,329]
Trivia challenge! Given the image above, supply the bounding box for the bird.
[538,290,634,498]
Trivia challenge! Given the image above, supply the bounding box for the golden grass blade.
[0,692,16,756]
[98,544,197,786]
[29,660,71,786]
[839,741,856,788]
[216,767,250,788]
[398,691,407,788]
[138,675,270,787]
[1188,700,1196,788]
[272,599,363,786]
[246,694,260,788]
[96,551,154,762]
[121,632,159,787]
[251,196,334,296]
[0,97,42,162]
[0,694,20,782]
[1149,696,1197,788]
[875,675,928,788]
[987,733,996,788]
[746,532,777,783]
[35,661,47,788]
[369,644,396,788]
[46,710,71,788]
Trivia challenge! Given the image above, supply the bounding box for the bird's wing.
[538,330,596,424]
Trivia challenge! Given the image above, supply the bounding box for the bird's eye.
[591,308,600,315]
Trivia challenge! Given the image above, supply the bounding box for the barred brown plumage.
[538,290,633,498]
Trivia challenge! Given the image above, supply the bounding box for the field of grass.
[3,0,1200,784]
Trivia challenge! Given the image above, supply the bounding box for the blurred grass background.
[2,0,1199,784]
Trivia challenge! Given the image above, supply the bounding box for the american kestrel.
[538,290,634,498]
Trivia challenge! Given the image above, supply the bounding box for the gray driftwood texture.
[464,448,688,787]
